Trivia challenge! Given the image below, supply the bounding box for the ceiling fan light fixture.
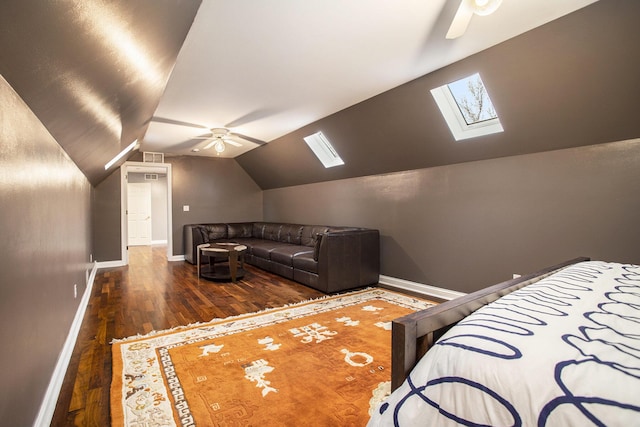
[468,0,502,16]
[214,139,226,153]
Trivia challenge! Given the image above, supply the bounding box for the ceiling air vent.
[303,131,344,168]
[143,152,164,163]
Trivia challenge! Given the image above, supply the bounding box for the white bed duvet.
[368,261,640,426]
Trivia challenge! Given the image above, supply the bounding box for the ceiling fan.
[148,116,267,154]
[446,0,503,39]
[191,128,243,154]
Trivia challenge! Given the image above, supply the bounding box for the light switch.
[183,205,190,212]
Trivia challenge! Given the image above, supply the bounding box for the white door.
[127,182,152,246]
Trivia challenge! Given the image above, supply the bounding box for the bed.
[368,257,640,426]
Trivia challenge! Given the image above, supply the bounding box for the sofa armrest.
[184,224,206,264]
[317,229,380,293]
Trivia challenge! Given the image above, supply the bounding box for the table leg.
[229,251,238,282]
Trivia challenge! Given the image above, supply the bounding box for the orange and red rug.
[111,288,435,426]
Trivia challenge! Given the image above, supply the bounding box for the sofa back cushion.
[252,222,266,239]
[300,225,330,247]
[228,223,253,239]
[279,224,303,245]
[199,224,228,242]
[262,223,282,241]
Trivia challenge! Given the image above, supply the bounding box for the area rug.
[111,288,435,426]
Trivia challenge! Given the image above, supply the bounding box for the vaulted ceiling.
[4,0,638,188]
[143,0,598,161]
[0,0,201,186]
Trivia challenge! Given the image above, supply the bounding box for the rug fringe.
[111,287,385,344]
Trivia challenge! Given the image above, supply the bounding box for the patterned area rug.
[111,288,435,426]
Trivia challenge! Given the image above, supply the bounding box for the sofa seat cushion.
[270,246,313,267]
[292,252,318,274]
[250,240,293,260]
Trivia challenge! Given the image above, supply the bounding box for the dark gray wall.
[0,0,201,185]
[91,156,263,260]
[0,77,92,425]
[92,169,122,262]
[170,156,263,256]
[264,138,640,293]
[238,0,640,190]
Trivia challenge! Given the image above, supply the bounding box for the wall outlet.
[183,205,190,212]
[90,253,93,262]
[74,284,78,299]
[512,274,521,279]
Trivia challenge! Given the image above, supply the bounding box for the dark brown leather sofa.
[184,222,380,293]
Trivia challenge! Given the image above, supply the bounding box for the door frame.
[120,161,174,265]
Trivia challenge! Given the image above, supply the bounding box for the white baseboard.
[96,259,126,269]
[33,261,98,427]
[152,239,168,245]
[97,256,182,266]
[378,274,466,301]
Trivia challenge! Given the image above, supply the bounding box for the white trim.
[168,255,185,262]
[152,240,168,245]
[378,274,466,301]
[121,161,173,266]
[120,165,128,264]
[97,260,127,269]
[33,261,98,427]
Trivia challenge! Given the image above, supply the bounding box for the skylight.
[105,140,138,170]
[303,131,344,168]
[431,73,503,141]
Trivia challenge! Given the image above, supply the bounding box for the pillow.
[313,233,323,261]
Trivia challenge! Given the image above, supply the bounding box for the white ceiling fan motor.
[446,0,503,39]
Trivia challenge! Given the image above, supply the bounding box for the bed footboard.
[391,256,589,390]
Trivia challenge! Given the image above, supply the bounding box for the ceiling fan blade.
[224,138,243,147]
[446,1,474,39]
[202,139,217,150]
[232,132,267,146]
[150,116,208,129]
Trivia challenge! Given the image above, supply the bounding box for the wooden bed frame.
[390,256,590,390]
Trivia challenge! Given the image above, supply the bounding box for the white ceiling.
[141,0,598,159]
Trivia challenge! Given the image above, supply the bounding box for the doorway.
[120,161,174,265]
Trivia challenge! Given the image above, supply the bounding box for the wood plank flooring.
[51,245,325,426]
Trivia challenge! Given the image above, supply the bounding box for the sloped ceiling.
[3,1,638,190]
[237,0,640,189]
[0,0,201,186]
[143,0,598,159]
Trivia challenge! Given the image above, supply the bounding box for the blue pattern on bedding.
[367,261,640,427]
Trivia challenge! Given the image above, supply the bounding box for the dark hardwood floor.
[51,245,325,426]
